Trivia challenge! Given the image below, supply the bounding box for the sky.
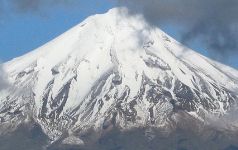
[0,0,115,61]
[0,0,237,69]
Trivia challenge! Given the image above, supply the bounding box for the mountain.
[0,8,238,146]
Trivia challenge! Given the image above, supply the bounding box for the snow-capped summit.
[0,8,238,141]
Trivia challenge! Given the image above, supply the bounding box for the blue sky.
[0,0,115,61]
[0,0,237,68]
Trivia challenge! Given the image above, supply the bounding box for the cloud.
[5,0,111,13]
[209,107,238,130]
[117,0,238,61]
[0,64,9,91]
[10,0,42,12]
[2,0,77,14]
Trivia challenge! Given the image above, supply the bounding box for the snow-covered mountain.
[0,8,238,142]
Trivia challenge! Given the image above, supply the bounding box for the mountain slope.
[0,8,238,141]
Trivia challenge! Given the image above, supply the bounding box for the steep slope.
[0,8,238,141]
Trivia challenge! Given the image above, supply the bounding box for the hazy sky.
[0,0,237,68]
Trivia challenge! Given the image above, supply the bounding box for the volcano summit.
[0,8,238,149]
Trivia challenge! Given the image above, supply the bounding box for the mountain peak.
[1,7,238,141]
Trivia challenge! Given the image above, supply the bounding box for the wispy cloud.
[208,107,238,130]
[0,64,9,91]
[8,0,76,13]
[1,0,110,14]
